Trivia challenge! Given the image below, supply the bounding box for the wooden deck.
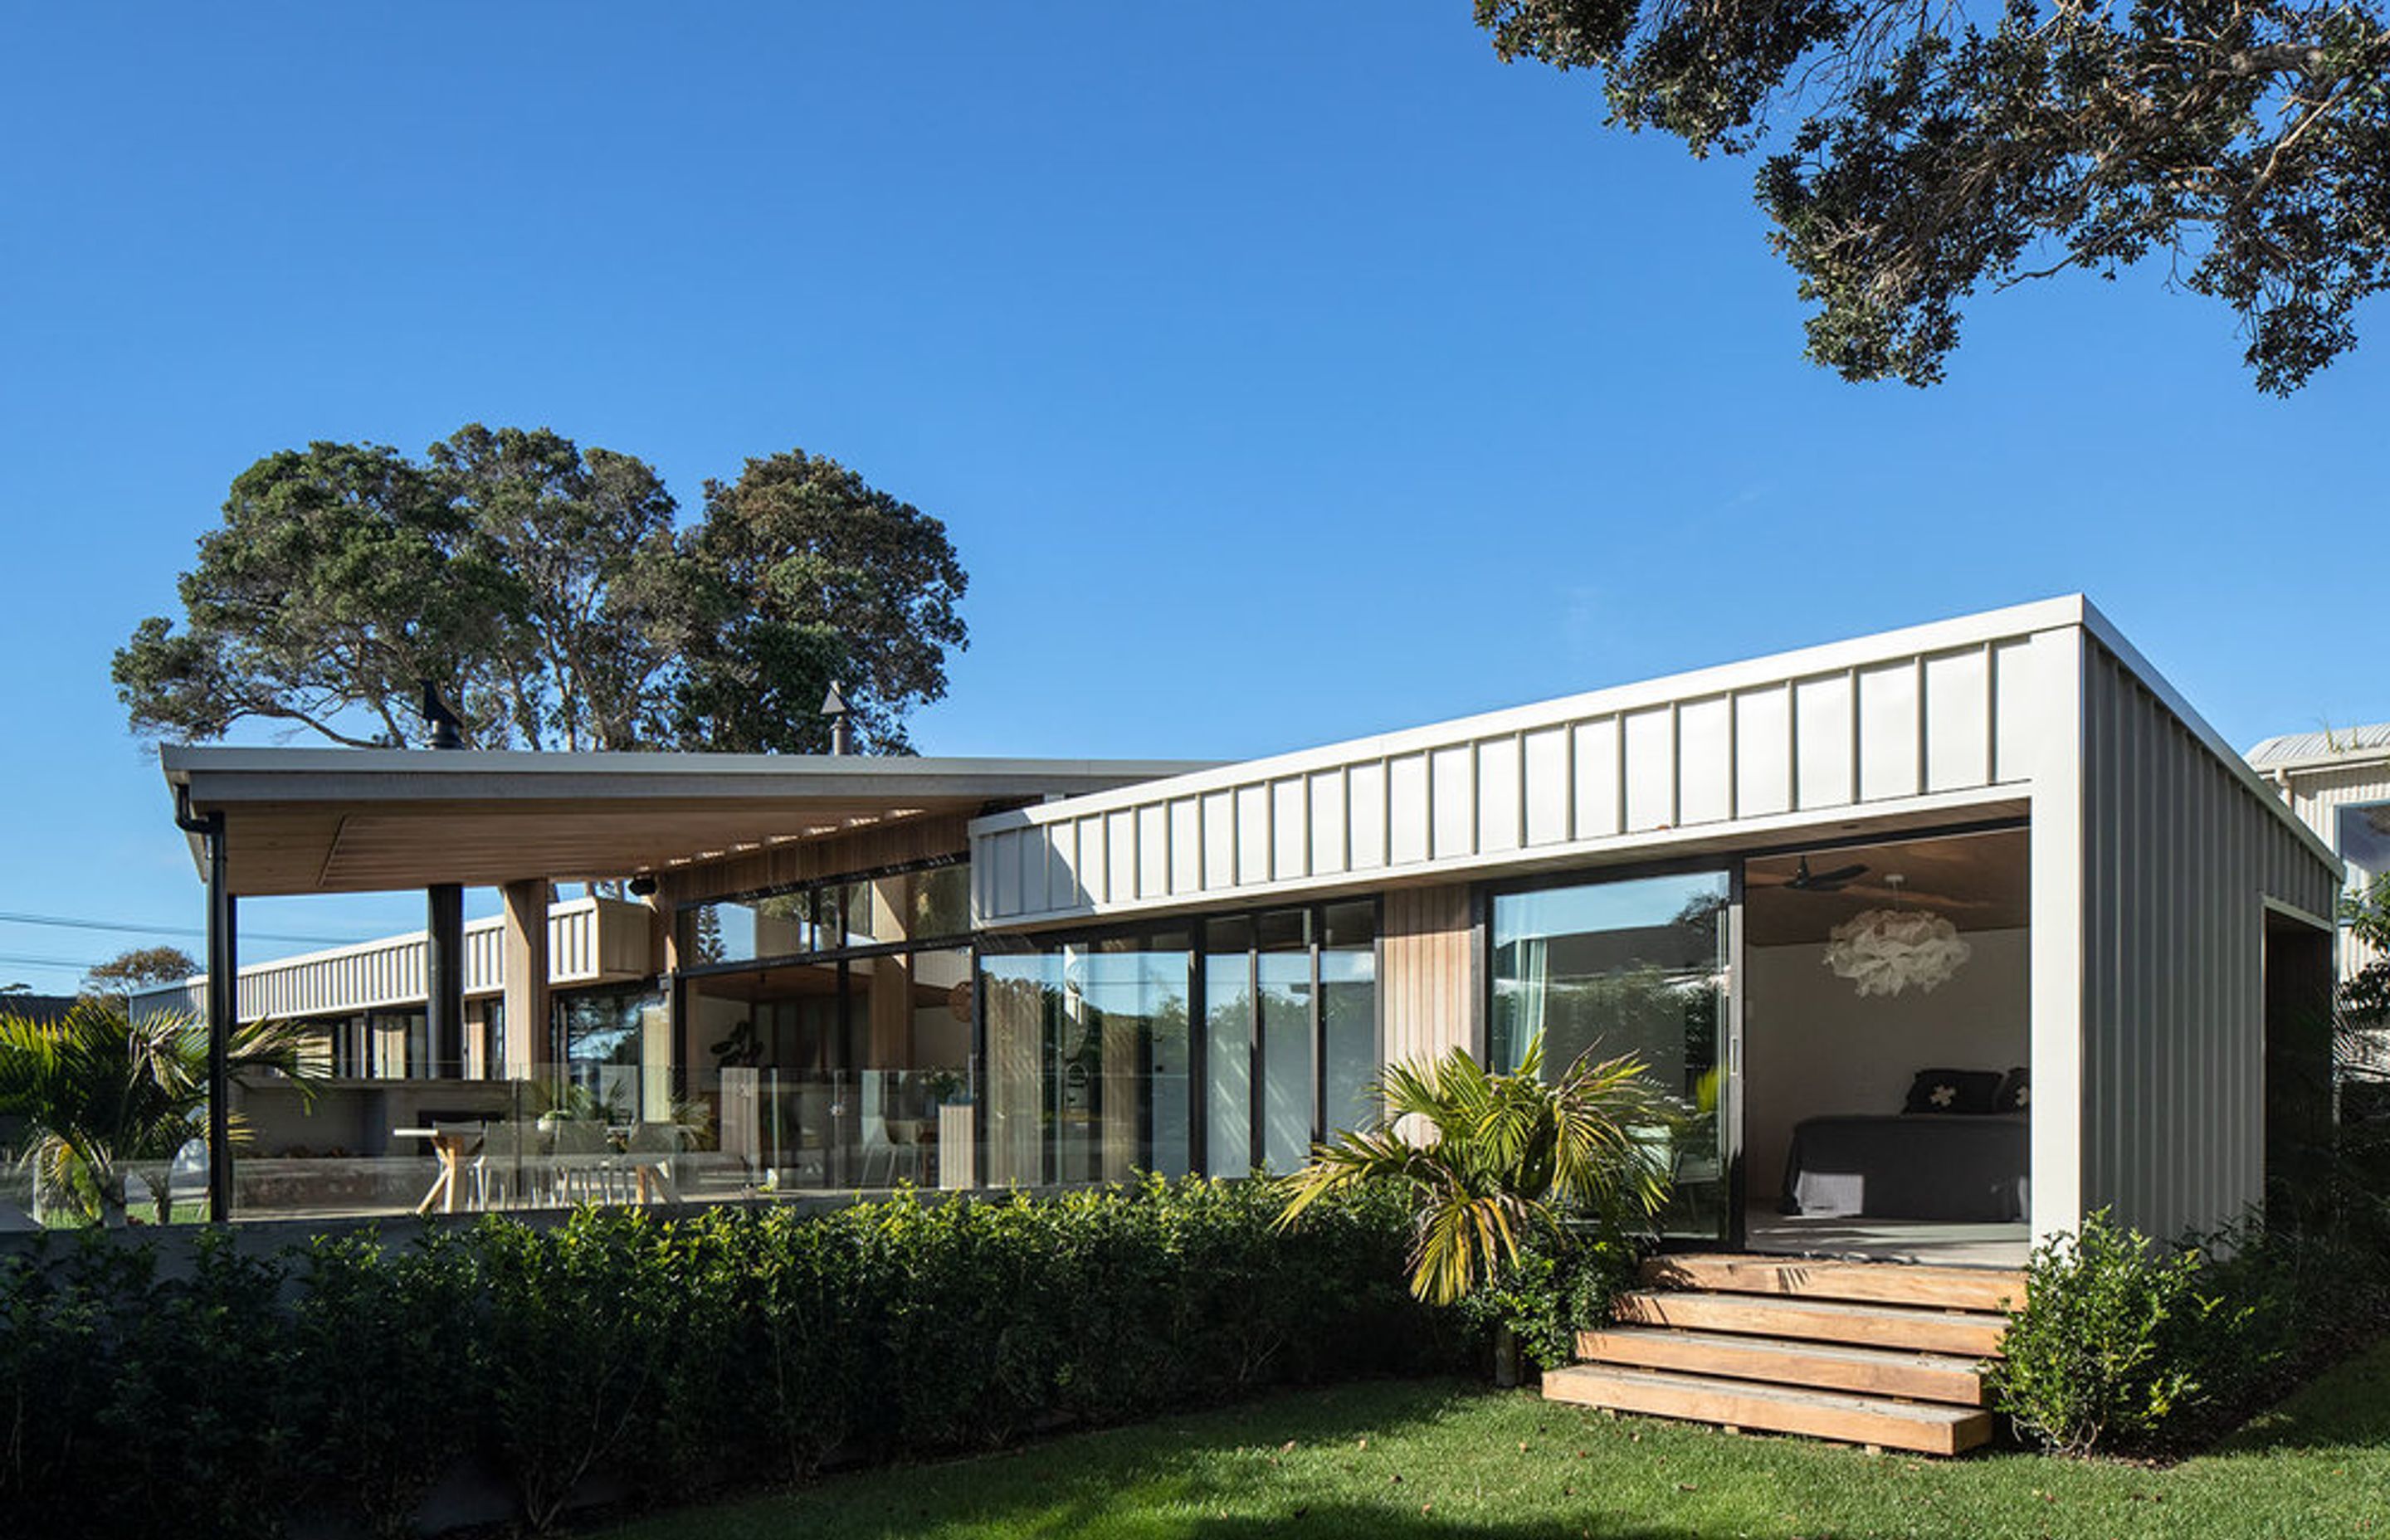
[1541,1253,2021,1456]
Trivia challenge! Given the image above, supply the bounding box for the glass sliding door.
[1256,910,1314,1172]
[1202,918,1256,1177]
[1490,870,1733,1241]
[1319,901,1378,1142]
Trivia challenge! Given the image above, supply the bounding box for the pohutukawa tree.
[114,426,968,753]
[1474,0,2390,392]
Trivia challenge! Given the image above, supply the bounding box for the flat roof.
[163,747,1217,894]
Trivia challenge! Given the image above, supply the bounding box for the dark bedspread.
[1780,1114,2028,1222]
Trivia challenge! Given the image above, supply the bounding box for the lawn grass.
[596,1337,2390,1539]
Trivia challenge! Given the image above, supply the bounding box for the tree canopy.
[81,946,201,995]
[115,427,968,754]
[1474,0,2390,392]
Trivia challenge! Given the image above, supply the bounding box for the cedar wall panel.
[2077,642,2340,1240]
[1382,885,1475,1066]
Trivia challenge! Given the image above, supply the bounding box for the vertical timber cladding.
[2077,639,2341,1241]
[1381,885,1475,1065]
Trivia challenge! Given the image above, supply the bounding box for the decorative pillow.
[1902,1068,2003,1115]
[1995,1066,2030,1113]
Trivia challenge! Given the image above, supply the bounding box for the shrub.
[293,1228,489,1539]
[1459,1223,1641,1372]
[1987,1211,2223,1456]
[0,1177,1438,1537]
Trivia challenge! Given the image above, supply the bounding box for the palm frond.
[1279,1031,1675,1304]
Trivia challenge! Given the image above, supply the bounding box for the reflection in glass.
[980,933,1191,1185]
[1490,870,1729,1239]
[679,864,973,968]
[1257,910,1313,1172]
[1320,901,1377,1142]
[682,947,973,1192]
[1202,917,1255,1177]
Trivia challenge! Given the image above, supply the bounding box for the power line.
[0,909,361,946]
[0,951,136,973]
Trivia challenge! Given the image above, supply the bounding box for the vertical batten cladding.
[2076,641,2340,1240]
[125,898,653,1027]
[971,619,2050,928]
[1381,885,1475,1065]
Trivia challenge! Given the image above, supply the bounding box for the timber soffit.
[160,749,1221,888]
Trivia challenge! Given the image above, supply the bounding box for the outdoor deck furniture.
[622,1121,683,1204]
[399,1123,485,1216]
[548,1117,618,1203]
[474,1118,549,1209]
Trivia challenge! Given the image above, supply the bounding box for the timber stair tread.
[1646,1253,2023,1313]
[1609,1289,2010,1358]
[1543,1254,2017,1455]
[1574,1326,1992,1406]
[1542,1364,1996,1456]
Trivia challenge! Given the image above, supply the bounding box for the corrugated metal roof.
[2246,724,2390,766]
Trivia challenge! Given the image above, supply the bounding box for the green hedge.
[1988,1205,2390,1458]
[0,1177,1445,1538]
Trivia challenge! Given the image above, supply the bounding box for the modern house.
[140,594,2343,1453]
[146,593,2338,1260]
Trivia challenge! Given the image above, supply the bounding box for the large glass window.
[558,985,669,1123]
[995,900,1378,1183]
[1202,918,1255,1178]
[981,932,1192,1186]
[681,863,971,967]
[1491,870,1730,1239]
[1256,910,1314,1172]
[1320,901,1378,1143]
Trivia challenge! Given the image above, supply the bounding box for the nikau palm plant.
[0,998,321,1226]
[1277,1036,1675,1307]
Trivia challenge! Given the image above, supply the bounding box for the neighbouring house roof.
[162,747,1218,896]
[0,992,83,1026]
[2246,723,2390,770]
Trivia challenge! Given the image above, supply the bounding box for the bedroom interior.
[1740,826,2032,1266]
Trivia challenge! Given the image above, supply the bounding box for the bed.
[1779,1113,2028,1222]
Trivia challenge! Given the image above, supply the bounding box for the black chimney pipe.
[822,682,854,756]
[418,680,465,1079]
[420,680,464,750]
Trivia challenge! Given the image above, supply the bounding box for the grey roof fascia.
[162,746,1219,807]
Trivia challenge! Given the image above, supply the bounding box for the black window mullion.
[1310,906,1325,1148]
[1246,941,1262,1172]
[1187,933,1207,1177]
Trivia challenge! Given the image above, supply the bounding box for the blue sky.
[1,5,2381,989]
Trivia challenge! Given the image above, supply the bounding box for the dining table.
[394,1124,482,1215]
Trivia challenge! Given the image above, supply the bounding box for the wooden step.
[1610,1290,2009,1357]
[1543,1364,1996,1455]
[1576,1327,1991,1406]
[1645,1254,2022,1313]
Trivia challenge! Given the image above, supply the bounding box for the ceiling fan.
[1766,855,1870,893]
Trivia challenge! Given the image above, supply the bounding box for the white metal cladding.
[2075,640,2342,1242]
[972,602,2072,925]
[127,898,653,1024]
